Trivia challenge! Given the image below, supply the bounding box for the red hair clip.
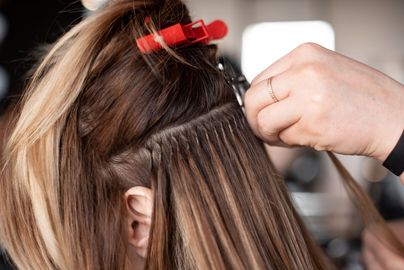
[136,20,228,54]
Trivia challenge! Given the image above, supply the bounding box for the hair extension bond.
[0,0,403,269]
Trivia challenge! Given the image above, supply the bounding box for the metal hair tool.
[135,18,250,109]
[218,57,250,110]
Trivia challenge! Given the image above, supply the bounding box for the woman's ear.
[125,186,153,258]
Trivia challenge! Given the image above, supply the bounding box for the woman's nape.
[0,0,402,270]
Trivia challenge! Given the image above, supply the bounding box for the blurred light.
[0,66,9,99]
[81,0,108,11]
[0,13,8,43]
[361,157,388,182]
[290,154,320,185]
[0,12,9,100]
[326,238,349,259]
[292,192,334,216]
[241,21,335,81]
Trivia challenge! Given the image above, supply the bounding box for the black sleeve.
[383,129,404,176]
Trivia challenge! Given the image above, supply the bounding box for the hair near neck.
[0,0,403,270]
[123,103,332,269]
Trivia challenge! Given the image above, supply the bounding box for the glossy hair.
[0,0,402,269]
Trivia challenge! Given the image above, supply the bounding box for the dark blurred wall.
[0,0,83,268]
[0,0,83,114]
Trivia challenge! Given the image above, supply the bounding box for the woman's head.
[0,1,333,269]
[3,0,402,269]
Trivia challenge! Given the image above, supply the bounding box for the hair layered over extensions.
[0,0,403,270]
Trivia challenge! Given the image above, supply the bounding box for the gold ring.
[267,77,279,103]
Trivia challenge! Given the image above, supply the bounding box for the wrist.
[383,129,404,176]
[374,126,404,163]
[371,83,404,162]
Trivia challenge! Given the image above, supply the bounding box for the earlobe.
[125,187,153,258]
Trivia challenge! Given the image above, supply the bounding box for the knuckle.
[302,62,324,79]
[294,42,322,58]
[310,90,329,107]
[299,42,323,52]
[309,95,330,122]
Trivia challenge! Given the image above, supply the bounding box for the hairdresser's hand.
[244,43,404,164]
[361,221,404,270]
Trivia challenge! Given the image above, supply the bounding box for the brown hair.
[0,0,402,269]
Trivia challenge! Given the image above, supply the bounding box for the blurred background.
[0,0,403,269]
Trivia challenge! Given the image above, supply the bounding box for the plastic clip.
[136,20,228,54]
